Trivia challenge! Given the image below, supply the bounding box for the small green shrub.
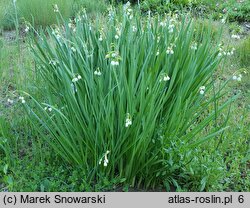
[25,7,234,189]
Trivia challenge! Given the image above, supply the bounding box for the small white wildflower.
[104,160,108,166]
[108,7,115,20]
[232,75,237,80]
[200,90,205,95]
[71,47,76,53]
[132,26,137,32]
[125,119,132,127]
[19,96,25,103]
[157,36,160,43]
[77,75,82,80]
[221,18,226,24]
[71,83,77,93]
[199,86,205,95]
[99,150,110,167]
[200,86,205,90]
[94,68,102,76]
[168,24,174,33]
[68,22,73,28]
[99,36,103,41]
[166,47,174,54]
[7,99,13,104]
[236,74,242,81]
[53,4,59,13]
[163,75,170,81]
[230,47,236,55]
[125,113,132,128]
[115,34,119,40]
[156,50,160,56]
[99,158,102,165]
[191,42,198,50]
[127,8,132,13]
[218,52,222,57]
[72,77,78,82]
[98,158,102,165]
[24,26,30,33]
[160,74,170,82]
[115,27,121,36]
[48,107,52,112]
[111,52,118,57]
[159,21,166,27]
[231,34,240,40]
[104,150,110,166]
[111,60,119,66]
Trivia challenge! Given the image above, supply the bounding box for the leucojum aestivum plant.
[22,4,237,190]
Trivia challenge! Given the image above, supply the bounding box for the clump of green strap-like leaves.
[25,5,235,189]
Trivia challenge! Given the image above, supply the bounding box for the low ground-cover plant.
[22,5,237,190]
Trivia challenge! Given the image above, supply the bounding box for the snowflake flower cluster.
[94,67,102,76]
[72,74,82,82]
[232,74,242,81]
[68,19,76,32]
[231,34,240,40]
[115,25,122,40]
[19,96,26,104]
[191,42,198,50]
[108,6,115,20]
[51,26,62,39]
[125,113,132,128]
[105,50,121,66]
[159,73,171,82]
[123,2,133,19]
[7,98,14,104]
[218,44,235,57]
[199,86,205,95]
[159,15,177,33]
[53,4,59,13]
[99,150,110,167]
[44,106,52,112]
[166,43,176,55]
